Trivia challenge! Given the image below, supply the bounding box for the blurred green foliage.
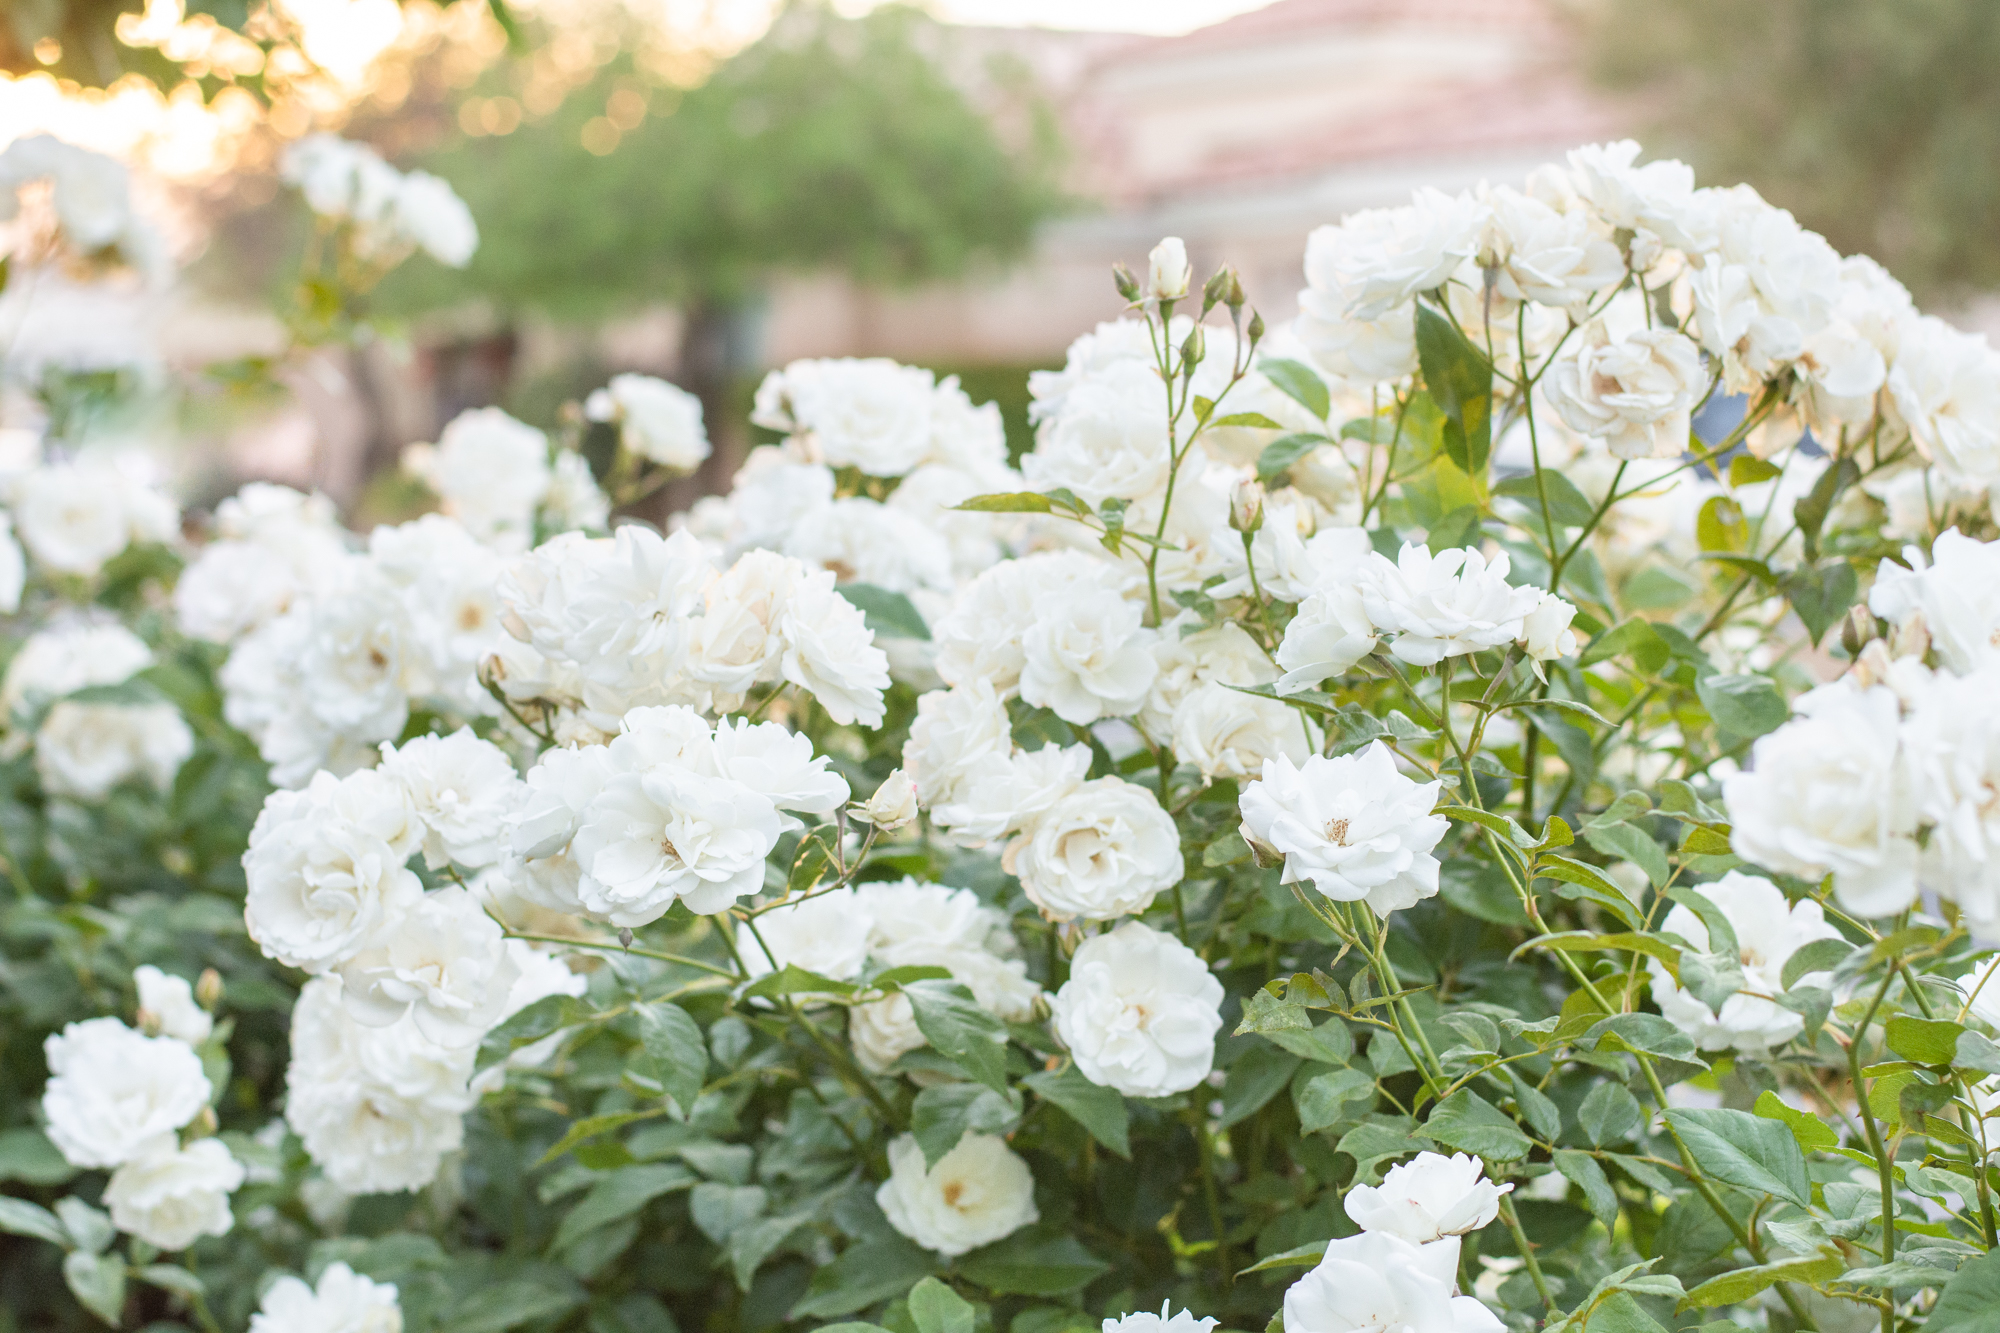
[1586,0,2000,301]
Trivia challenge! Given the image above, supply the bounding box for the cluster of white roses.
[1284,1152,1511,1333]
[0,134,165,277]
[282,133,479,270]
[39,968,245,1252]
[402,405,610,548]
[1,619,193,803]
[1299,140,2000,529]
[1726,527,2000,934]
[681,357,1021,610]
[241,729,586,1192]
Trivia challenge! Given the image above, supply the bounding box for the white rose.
[1305,189,1486,321]
[1276,585,1379,694]
[392,169,478,267]
[1011,777,1183,922]
[1563,140,1705,253]
[854,769,920,830]
[335,886,523,1046]
[1294,293,1417,386]
[249,1260,403,1333]
[752,358,940,477]
[1519,589,1580,663]
[571,763,782,925]
[1344,1151,1513,1244]
[588,373,712,470]
[243,770,425,973]
[377,729,526,871]
[134,965,213,1046]
[1869,528,2000,676]
[1477,184,1622,311]
[34,701,193,802]
[1359,544,1542,667]
[1146,236,1192,302]
[10,456,175,576]
[1052,920,1223,1097]
[1170,682,1311,781]
[849,993,927,1074]
[1142,618,1275,735]
[406,407,551,547]
[741,887,874,983]
[1543,323,1705,460]
[688,550,795,699]
[1239,744,1448,917]
[1284,1231,1502,1333]
[875,1132,1039,1257]
[777,566,890,728]
[903,681,1015,808]
[784,495,954,596]
[104,1136,244,1251]
[1,621,153,718]
[1021,360,1173,509]
[933,552,1106,696]
[174,541,309,643]
[1900,665,2000,933]
[858,878,1016,962]
[1724,678,1918,919]
[933,743,1091,846]
[1020,583,1157,726]
[42,1018,212,1168]
[1647,872,1842,1055]
[544,451,610,532]
[284,976,476,1195]
[710,714,851,816]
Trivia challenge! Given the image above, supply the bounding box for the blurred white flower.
[104,1136,244,1251]
[1020,581,1157,725]
[405,408,550,549]
[335,886,522,1047]
[248,1259,403,1333]
[876,1132,1038,1257]
[1648,872,1842,1054]
[10,456,177,577]
[1103,1306,1217,1333]
[34,700,192,802]
[377,729,526,871]
[588,373,711,471]
[1870,528,2000,676]
[134,965,212,1046]
[1284,1231,1502,1333]
[42,1018,211,1168]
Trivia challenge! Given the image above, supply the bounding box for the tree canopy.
[1586,0,2000,301]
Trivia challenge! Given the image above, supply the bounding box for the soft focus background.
[3,0,1997,518]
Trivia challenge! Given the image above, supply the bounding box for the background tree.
[1584,0,2000,302]
[374,1,1067,492]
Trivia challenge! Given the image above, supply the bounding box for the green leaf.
[1887,1015,1965,1066]
[1585,1292,1669,1333]
[1662,886,1740,958]
[791,1237,940,1319]
[1728,455,1781,487]
[1526,931,1682,976]
[135,1264,205,1298]
[0,1129,76,1186]
[1793,456,1861,560]
[63,1251,126,1325]
[1664,1107,1811,1207]
[1586,1013,1699,1063]
[689,1182,768,1243]
[1926,1247,2000,1331]
[1554,1149,1619,1229]
[478,993,594,1073]
[1581,820,1670,891]
[1495,471,1597,529]
[1753,1090,1838,1151]
[839,583,932,640]
[441,1276,587,1333]
[1260,358,1331,420]
[955,491,1054,513]
[1439,803,1535,848]
[741,964,859,1002]
[1579,618,1671,673]
[636,1000,708,1116]
[905,979,1009,1093]
[1507,1070,1562,1142]
[1782,561,1858,647]
[1238,1241,1330,1276]
[0,1196,70,1248]
[1422,1089,1533,1160]
[1256,433,1331,484]
[1338,1116,1419,1186]
[1220,1046,1303,1128]
[1534,856,1640,928]
[1023,1064,1130,1158]
[1780,937,1854,990]
[535,1109,664,1168]
[1696,495,1749,553]
[912,1084,1020,1168]
[1678,1250,1843,1311]
[1415,304,1492,476]
[1696,672,1788,740]
[1210,411,1286,430]
[1295,1066,1376,1134]
[1956,1030,2000,1078]
[1502,698,1612,730]
[1579,1083,1645,1147]
[552,1163,699,1253]
[956,1231,1110,1296]
[911,1275,978,1333]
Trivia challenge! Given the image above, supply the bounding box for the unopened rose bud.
[1246,309,1265,343]
[1146,236,1191,303]
[1840,603,1876,658]
[1112,262,1140,303]
[852,768,919,831]
[1225,269,1245,311]
[1889,608,1930,661]
[1240,827,1285,869]
[195,968,223,1011]
[1230,478,1265,534]
[1181,324,1204,369]
[1202,266,1232,313]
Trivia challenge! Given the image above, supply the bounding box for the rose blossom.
[876,1132,1038,1257]
[1239,744,1448,916]
[1343,1151,1513,1244]
[1052,920,1223,1097]
[1010,777,1183,921]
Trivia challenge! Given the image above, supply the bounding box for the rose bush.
[9,129,2000,1333]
